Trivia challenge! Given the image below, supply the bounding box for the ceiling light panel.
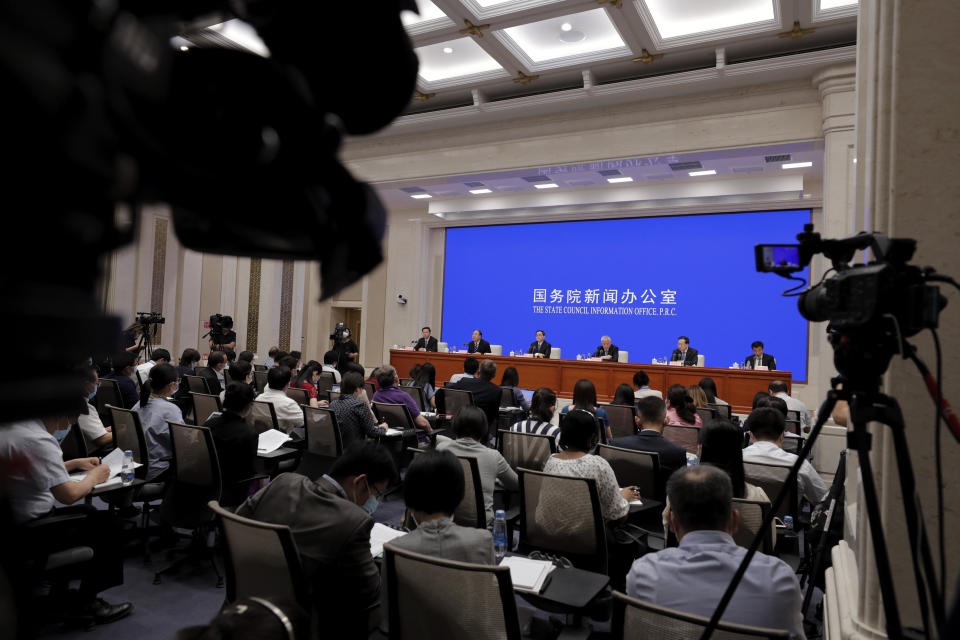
[820,0,858,9]
[461,0,565,20]
[401,0,454,34]
[781,161,813,169]
[415,37,507,88]
[208,20,270,57]
[637,0,778,48]
[495,8,630,72]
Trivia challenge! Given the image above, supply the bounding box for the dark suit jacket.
[610,429,687,497]
[104,372,139,409]
[414,336,439,352]
[197,367,222,395]
[450,376,501,427]
[670,348,699,366]
[528,340,552,358]
[594,344,619,361]
[204,411,257,507]
[236,474,377,639]
[467,339,491,354]
[744,353,777,370]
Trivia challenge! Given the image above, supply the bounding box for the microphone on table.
[410,339,418,344]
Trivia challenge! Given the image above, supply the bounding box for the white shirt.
[322,364,342,383]
[449,372,473,383]
[77,405,108,449]
[135,360,156,384]
[0,420,71,523]
[774,392,810,431]
[256,386,305,430]
[742,440,828,503]
[635,387,663,400]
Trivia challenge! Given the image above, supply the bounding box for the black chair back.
[59,423,88,461]
[285,387,310,405]
[732,498,774,555]
[373,402,416,431]
[248,400,280,434]
[707,403,731,419]
[785,410,800,423]
[695,406,718,424]
[663,424,700,455]
[438,388,474,417]
[109,405,150,479]
[253,364,267,372]
[302,406,343,457]
[499,387,516,408]
[328,390,341,403]
[316,371,336,393]
[184,374,211,395]
[497,429,556,473]
[223,369,232,386]
[191,392,223,426]
[596,444,660,501]
[162,422,221,529]
[600,403,638,439]
[253,371,269,394]
[95,379,122,424]
[785,418,802,437]
[364,381,377,399]
[743,461,799,522]
[398,385,426,412]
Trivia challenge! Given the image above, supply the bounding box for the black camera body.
[209,313,234,334]
[329,321,348,341]
[136,311,165,326]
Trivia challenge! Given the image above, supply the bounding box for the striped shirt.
[508,419,560,439]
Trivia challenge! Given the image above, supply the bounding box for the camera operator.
[208,315,236,352]
[332,328,359,371]
[121,322,145,357]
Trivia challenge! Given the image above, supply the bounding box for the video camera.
[209,314,234,333]
[756,223,947,383]
[136,311,166,326]
[330,321,349,341]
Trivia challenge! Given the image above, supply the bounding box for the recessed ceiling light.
[560,22,573,32]
[559,30,586,43]
[410,193,433,199]
[606,176,634,184]
[469,188,492,194]
[782,161,813,169]
[689,170,717,177]
[442,47,454,54]
[179,46,189,52]
[534,183,559,189]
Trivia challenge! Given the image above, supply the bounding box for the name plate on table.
[404,347,414,351]
[754,365,769,371]
[668,360,683,366]
[521,353,534,358]
[586,357,603,362]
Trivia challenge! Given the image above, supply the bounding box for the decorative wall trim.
[279,260,294,351]
[151,218,168,344]
[246,258,262,353]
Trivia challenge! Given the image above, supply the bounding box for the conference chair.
[195,365,213,378]
[248,400,280,433]
[399,385,427,412]
[154,422,223,587]
[497,430,556,473]
[94,378,122,422]
[253,364,267,372]
[697,354,705,367]
[618,350,629,363]
[328,390,341,403]
[743,461,799,523]
[786,410,800,423]
[373,401,432,462]
[437,387,474,419]
[732,497,775,555]
[499,387,518,408]
[191,392,222,426]
[108,405,165,554]
[708,403,732,419]
[517,469,607,574]
[398,378,412,386]
[316,371,336,393]
[252,371,269,394]
[596,444,660,502]
[559,411,608,445]
[549,347,561,359]
[785,418,802,437]
[285,387,310,406]
[490,344,503,356]
[184,374,210,395]
[364,381,377,398]
[696,406,719,424]
[611,591,788,639]
[438,341,449,353]
[410,448,486,529]
[384,545,522,640]
[208,500,310,611]
[599,403,638,438]
[297,405,344,479]
[223,369,232,386]
[58,423,88,461]
[663,424,700,455]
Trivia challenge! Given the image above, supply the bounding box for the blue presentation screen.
[441,209,810,381]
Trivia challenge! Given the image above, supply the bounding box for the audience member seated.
[272,351,289,369]
[560,379,611,441]
[407,362,438,410]
[78,364,113,451]
[752,391,771,409]
[698,377,727,405]
[449,356,479,384]
[450,359,502,428]
[666,384,702,427]
[236,442,397,639]
[769,380,811,432]
[1,410,133,625]
[366,367,381,392]
[225,350,237,365]
[611,396,686,489]
[199,351,226,396]
[224,361,254,403]
[542,409,634,522]
[205,382,258,508]
[436,407,518,526]
[263,347,279,369]
[255,366,305,432]
[291,361,322,404]
[612,383,637,408]
[633,370,662,400]
[135,348,170,383]
[135,363,184,482]
[278,355,300,378]
[687,384,709,409]
[332,372,387,446]
[393,448,494,559]
[322,351,341,383]
[289,351,301,371]
[627,466,803,638]
[172,348,202,413]
[103,352,140,409]
[743,408,828,504]
[499,366,529,412]
[508,387,560,439]
[237,350,255,364]
[372,365,431,432]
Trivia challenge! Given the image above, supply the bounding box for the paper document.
[420,412,437,418]
[70,447,141,483]
[370,522,407,557]
[383,428,404,437]
[499,556,555,593]
[258,429,292,453]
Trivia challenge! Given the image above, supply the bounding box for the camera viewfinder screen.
[761,245,801,269]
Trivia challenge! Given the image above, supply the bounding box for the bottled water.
[783,515,794,532]
[121,450,135,485]
[493,509,508,562]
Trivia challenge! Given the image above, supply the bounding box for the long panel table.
[389,350,791,415]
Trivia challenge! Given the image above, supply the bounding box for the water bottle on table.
[121,450,135,485]
[493,509,508,562]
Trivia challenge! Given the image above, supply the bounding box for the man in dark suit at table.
[414,326,438,352]
[744,340,776,370]
[593,335,619,361]
[670,336,699,366]
[528,329,552,358]
[466,329,491,354]
[450,359,501,428]
[611,396,686,495]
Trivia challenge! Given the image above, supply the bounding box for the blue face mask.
[88,386,98,402]
[361,479,380,515]
[54,427,71,442]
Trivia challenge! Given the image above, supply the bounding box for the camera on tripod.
[209,313,233,334]
[329,321,348,341]
[136,311,165,327]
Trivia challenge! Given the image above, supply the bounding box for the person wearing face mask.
[222,360,255,402]
[0,407,133,624]
[134,362,184,482]
[332,328,359,371]
[236,442,397,640]
[204,382,259,508]
[76,363,113,452]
